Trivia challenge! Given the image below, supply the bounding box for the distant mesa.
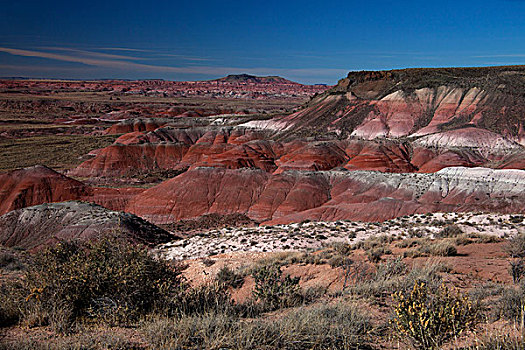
[211,74,299,85]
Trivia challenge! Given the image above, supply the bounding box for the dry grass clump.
[350,258,446,298]
[435,224,463,238]
[467,333,525,350]
[366,246,391,263]
[172,282,236,317]
[244,251,304,270]
[468,282,506,303]
[0,330,142,350]
[404,239,458,258]
[353,234,397,251]
[427,240,458,256]
[495,286,525,322]
[451,233,503,246]
[143,303,373,350]
[245,244,355,268]
[395,237,429,249]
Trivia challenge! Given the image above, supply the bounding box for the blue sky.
[0,0,524,84]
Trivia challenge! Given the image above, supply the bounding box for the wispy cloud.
[0,46,347,78]
[150,53,213,62]
[95,47,153,52]
[0,64,94,73]
[40,46,213,62]
[0,46,349,84]
[37,47,145,61]
[473,54,525,58]
[0,46,203,72]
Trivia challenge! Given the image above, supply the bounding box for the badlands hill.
[0,201,173,250]
[125,166,525,225]
[0,165,90,215]
[1,66,524,232]
[247,65,525,144]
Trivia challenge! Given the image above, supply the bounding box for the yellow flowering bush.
[391,282,480,349]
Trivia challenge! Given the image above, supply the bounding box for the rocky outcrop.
[0,165,90,215]
[126,166,525,225]
[0,201,174,250]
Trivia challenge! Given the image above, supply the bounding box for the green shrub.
[215,265,245,288]
[366,247,385,263]
[173,282,235,317]
[19,237,185,332]
[496,286,525,322]
[0,248,25,271]
[0,280,24,327]
[252,264,302,311]
[506,233,525,258]
[392,282,480,350]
